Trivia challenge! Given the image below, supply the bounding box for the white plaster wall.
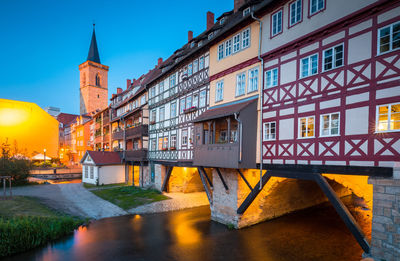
[280,61,297,84]
[279,118,294,140]
[261,0,378,54]
[348,32,372,64]
[345,106,369,135]
[98,165,125,185]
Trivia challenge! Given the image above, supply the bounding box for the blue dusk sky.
[0,0,232,115]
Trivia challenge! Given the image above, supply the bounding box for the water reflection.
[4,203,368,261]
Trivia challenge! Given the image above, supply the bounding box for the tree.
[0,139,31,185]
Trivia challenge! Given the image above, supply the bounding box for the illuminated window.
[323,44,343,71]
[378,21,400,54]
[301,54,318,78]
[263,122,276,140]
[158,138,163,150]
[310,0,324,15]
[265,68,278,88]
[377,103,400,132]
[320,113,340,136]
[299,116,315,138]
[271,10,282,37]
[163,137,169,149]
[289,0,302,26]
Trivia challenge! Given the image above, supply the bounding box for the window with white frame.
[199,90,206,107]
[377,103,400,132]
[186,96,192,109]
[158,137,163,150]
[159,106,165,121]
[248,67,259,92]
[243,7,250,16]
[289,0,302,26]
[84,165,88,178]
[272,10,283,37]
[216,80,224,102]
[299,116,315,138]
[242,28,250,48]
[163,136,169,149]
[225,39,232,57]
[180,98,185,114]
[265,68,278,88]
[170,135,177,148]
[301,54,318,78]
[236,72,246,96]
[150,109,156,123]
[90,166,94,179]
[171,102,177,118]
[193,59,198,73]
[140,95,146,106]
[323,44,343,71]
[151,139,156,151]
[263,122,276,140]
[150,87,156,98]
[199,56,205,70]
[188,63,193,76]
[159,81,164,94]
[218,43,224,60]
[310,0,324,15]
[320,113,340,136]
[182,130,188,145]
[378,21,400,54]
[193,93,199,108]
[233,34,241,53]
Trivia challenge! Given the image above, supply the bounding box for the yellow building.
[0,98,59,158]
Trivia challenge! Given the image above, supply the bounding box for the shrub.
[0,216,84,257]
[0,140,31,185]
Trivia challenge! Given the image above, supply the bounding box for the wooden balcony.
[194,143,240,168]
[124,149,148,162]
[126,124,148,139]
[112,129,124,140]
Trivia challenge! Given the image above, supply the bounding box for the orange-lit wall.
[0,99,59,158]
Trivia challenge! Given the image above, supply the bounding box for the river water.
[5,201,369,261]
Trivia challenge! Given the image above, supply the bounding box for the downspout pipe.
[251,11,264,190]
[234,112,243,163]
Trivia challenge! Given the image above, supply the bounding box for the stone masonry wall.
[153,164,165,191]
[368,178,400,261]
[168,167,205,193]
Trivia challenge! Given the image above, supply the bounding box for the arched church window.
[96,74,101,86]
[82,73,86,85]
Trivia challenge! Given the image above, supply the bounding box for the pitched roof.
[87,26,101,64]
[57,113,79,125]
[193,96,258,123]
[81,151,122,165]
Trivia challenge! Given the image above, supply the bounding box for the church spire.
[87,24,101,64]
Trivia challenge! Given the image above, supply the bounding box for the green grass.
[91,186,169,210]
[83,182,127,189]
[0,196,86,257]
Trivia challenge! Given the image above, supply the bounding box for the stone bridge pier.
[206,167,400,259]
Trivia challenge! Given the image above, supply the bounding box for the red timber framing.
[261,0,400,167]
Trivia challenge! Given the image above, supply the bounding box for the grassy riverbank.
[90,186,169,210]
[0,196,86,257]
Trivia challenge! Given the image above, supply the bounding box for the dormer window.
[190,42,195,48]
[208,32,213,40]
[220,17,225,25]
[243,7,250,16]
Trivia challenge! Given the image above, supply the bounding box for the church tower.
[79,25,109,115]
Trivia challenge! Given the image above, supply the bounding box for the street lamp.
[43,148,46,163]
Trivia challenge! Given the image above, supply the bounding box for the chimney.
[158,57,163,66]
[207,11,214,31]
[127,79,131,89]
[234,0,245,13]
[188,30,193,42]
[117,87,122,94]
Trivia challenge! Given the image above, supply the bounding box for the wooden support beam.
[200,167,213,189]
[197,167,213,204]
[161,166,173,192]
[236,169,252,191]
[313,174,371,254]
[237,172,271,214]
[215,168,229,191]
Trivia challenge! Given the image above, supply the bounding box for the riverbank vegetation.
[89,186,169,210]
[0,196,86,257]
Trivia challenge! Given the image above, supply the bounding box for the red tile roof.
[57,113,79,125]
[82,151,122,166]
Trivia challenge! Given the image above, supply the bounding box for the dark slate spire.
[87,24,101,64]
